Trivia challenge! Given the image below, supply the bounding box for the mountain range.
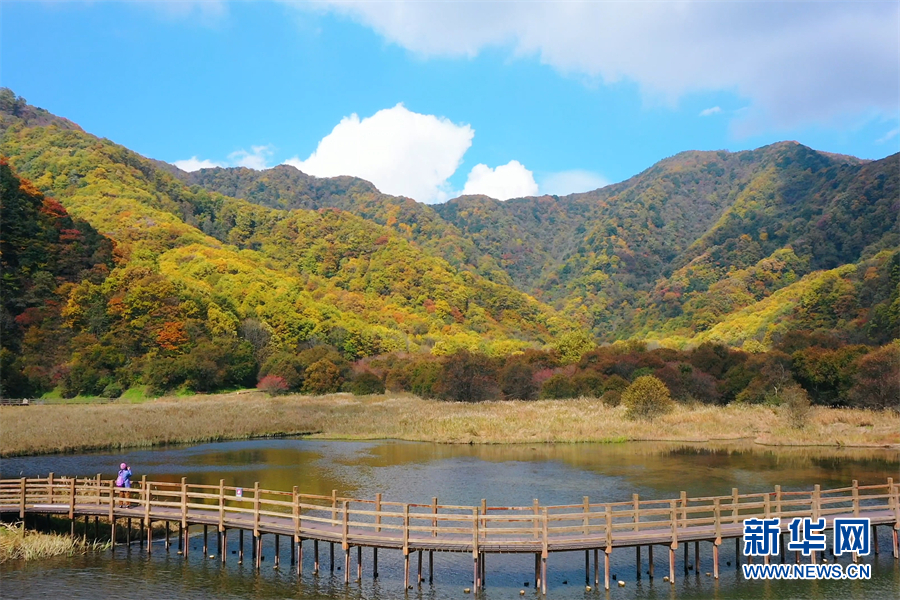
[1,87,897,397]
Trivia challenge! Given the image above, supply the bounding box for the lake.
[2,439,898,599]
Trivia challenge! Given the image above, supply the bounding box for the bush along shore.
[1,392,897,458]
[0,520,110,563]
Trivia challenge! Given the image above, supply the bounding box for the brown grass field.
[1,392,897,457]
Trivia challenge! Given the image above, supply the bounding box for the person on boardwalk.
[116,462,132,507]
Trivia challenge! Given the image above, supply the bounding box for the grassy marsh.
[2,392,897,458]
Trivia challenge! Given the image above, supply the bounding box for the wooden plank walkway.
[2,476,898,594]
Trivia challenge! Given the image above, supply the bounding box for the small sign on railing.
[236,487,243,498]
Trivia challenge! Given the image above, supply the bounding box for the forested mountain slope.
[0,90,575,397]
[185,137,898,348]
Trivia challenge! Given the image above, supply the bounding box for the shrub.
[540,374,577,399]
[622,375,674,420]
[303,359,343,395]
[499,361,538,400]
[848,343,900,411]
[349,372,385,395]
[433,351,499,402]
[259,352,304,391]
[257,375,289,396]
[572,371,605,397]
[601,389,622,407]
[100,382,124,398]
[782,384,813,429]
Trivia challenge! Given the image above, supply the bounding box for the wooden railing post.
[403,504,410,557]
[605,504,613,550]
[108,480,116,546]
[732,488,739,523]
[292,486,300,537]
[218,480,225,533]
[375,492,382,533]
[253,482,260,537]
[680,491,687,527]
[812,484,820,521]
[533,499,540,539]
[331,489,337,522]
[481,498,487,536]
[670,500,678,545]
[852,480,860,517]
[432,496,438,538]
[774,485,782,517]
[633,493,639,532]
[341,500,349,550]
[48,472,54,504]
[473,507,479,555]
[541,508,549,595]
[95,474,101,505]
[144,478,152,552]
[67,477,76,535]
[714,498,721,542]
[181,477,188,557]
[19,477,26,519]
[583,496,590,535]
[764,490,771,518]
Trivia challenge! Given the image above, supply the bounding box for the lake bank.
[1,391,897,457]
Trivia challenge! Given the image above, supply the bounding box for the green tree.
[623,375,675,420]
[303,359,343,395]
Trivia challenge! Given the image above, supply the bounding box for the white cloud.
[172,156,223,172]
[229,145,274,170]
[876,127,900,144]
[462,160,538,201]
[540,170,608,196]
[284,104,473,203]
[699,106,722,117]
[299,1,899,130]
[173,145,274,172]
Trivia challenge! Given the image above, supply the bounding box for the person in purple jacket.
[116,462,132,507]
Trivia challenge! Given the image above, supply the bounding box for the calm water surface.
[2,439,898,599]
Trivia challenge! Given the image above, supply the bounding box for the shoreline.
[2,391,898,458]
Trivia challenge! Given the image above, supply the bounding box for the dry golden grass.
[1,392,897,457]
[0,522,107,562]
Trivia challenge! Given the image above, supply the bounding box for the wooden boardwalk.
[2,476,898,593]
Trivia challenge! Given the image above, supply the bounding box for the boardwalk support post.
[404,504,410,589]
[181,477,188,558]
[541,508,548,595]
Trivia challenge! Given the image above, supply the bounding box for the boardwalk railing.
[2,476,898,593]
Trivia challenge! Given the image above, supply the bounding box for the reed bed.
[1,392,897,457]
[0,522,108,562]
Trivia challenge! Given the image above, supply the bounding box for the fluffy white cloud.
[172,156,223,172]
[229,145,274,170]
[300,1,899,130]
[284,104,473,203]
[173,145,274,172]
[699,106,722,117]
[462,160,538,201]
[540,170,608,196]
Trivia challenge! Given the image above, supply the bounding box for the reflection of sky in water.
[2,439,898,600]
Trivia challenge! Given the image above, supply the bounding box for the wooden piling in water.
[313,539,319,573]
[275,534,280,568]
[240,529,244,563]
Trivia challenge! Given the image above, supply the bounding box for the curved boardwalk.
[2,476,898,593]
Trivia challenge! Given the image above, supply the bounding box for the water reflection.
[2,439,898,599]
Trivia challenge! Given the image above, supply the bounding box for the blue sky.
[1,1,898,203]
